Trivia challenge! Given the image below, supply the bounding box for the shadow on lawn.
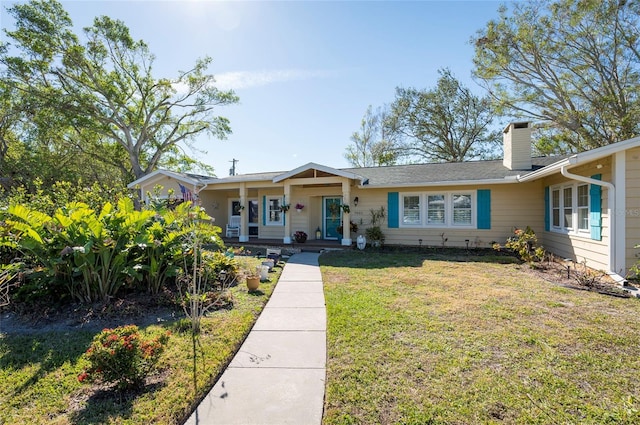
[69,378,167,425]
[319,247,520,269]
[0,331,94,398]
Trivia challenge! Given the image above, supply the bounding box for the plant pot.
[295,236,307,243]
[246,276,260,291]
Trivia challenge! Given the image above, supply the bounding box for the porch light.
[354,196,359,206]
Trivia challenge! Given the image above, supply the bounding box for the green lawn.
[0,256,279,425]
[320,250,640,424]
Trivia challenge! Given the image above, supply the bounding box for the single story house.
[128,122,640,282]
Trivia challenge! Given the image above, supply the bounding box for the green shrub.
[499,226,545,265]
[1,197,222,303]
[78,325,170,391]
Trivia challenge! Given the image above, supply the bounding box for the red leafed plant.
[78,324,170,390]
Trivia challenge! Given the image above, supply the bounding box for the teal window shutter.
[590,174,602,241]
[262,196,266,225]
[477,189,491,229]
[388,192,399,228]
[544,186,550,231]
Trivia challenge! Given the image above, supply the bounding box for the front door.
[323,197,342,240]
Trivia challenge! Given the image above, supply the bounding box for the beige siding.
[351,183,543,249]
[626,147,640,275]
[540,159,611,272]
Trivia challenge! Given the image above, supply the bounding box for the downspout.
[560,162,626,284]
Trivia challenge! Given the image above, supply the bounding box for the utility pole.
[229,158,238,176]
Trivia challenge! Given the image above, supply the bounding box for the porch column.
[342,180,352,246]
[239,183,249,243]
[283,182,292,244]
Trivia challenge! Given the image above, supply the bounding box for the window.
[402,195,421,225]
[550,183,589,234]
[563,187,573,229]
[267,198,282,225]
[453,194,472,225]
[577,184,589,230]
[400,192,474,228]
[231,200,242,216]
[552,189,560,227]
[427,195,445,225]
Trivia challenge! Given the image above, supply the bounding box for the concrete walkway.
[184,252,326,425]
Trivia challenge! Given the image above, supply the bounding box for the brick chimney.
[503,122,532,170]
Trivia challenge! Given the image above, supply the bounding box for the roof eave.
[358,177,519,189]
[518,135,640,182]
[127,170,205,189]
[273,162,365,183]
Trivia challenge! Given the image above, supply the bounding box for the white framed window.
[550,183,589,234]
[400,192,475,228]
[267,198,282,225]
[402,194,421,225]
[452,194,472,225]
[427,195,446,225]
[577,185,589,231]
[552,189,560,227]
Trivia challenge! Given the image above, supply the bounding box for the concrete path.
[184,252,326,425]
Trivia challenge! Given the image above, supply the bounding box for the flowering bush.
[78,324,170,390]
[500,226,545,265]
[294,231,308,243]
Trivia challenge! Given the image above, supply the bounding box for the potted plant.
[245,267,260,291]
[294,230,308,243]
[280,204,290,213]
[337,221,358,234]
[365,226,385,248]
[295,203,304,212]
[366,206,386,248]
[239,257,260,291]
[341,204,350,213]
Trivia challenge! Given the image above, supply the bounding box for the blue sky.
[1,0,505,176]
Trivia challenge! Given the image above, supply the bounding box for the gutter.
[560,159,628,285]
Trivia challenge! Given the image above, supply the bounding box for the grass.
[320,250,640,424]
[0,256,279,425]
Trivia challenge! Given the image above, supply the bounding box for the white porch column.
[283,182,292,244]
[341,180,352,246]
[239,183,249,242]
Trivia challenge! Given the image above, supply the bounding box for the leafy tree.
[344,105,401,167]
[1,0,238,181]
[473,0,640,154]
[387,68,500,163]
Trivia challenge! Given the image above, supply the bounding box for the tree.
[344,105,400,167]
[473,0,640,154]
[387,68,500,163]
[1,0,238,181]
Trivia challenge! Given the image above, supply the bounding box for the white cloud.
[213,69,335,91]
